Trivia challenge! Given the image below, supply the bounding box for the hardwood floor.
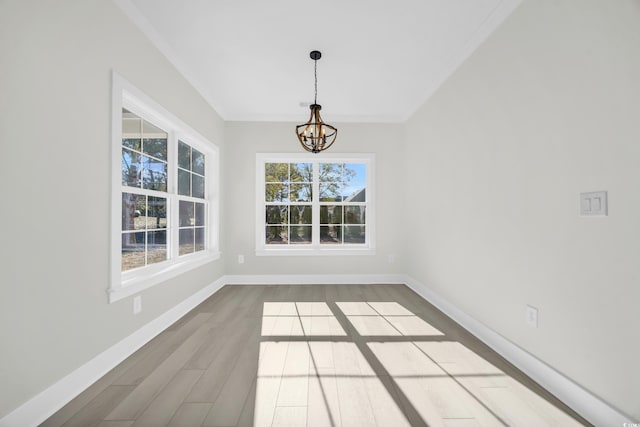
[41,284,591,427]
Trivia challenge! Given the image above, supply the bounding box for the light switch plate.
[580,191,607,216]
[526,305,538,328]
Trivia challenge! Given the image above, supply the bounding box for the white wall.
[405,0,640,420]
[0,0,225,418]
[223,121,406,276]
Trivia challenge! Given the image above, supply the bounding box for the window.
[111,74,219,302]
[256,153,375,255]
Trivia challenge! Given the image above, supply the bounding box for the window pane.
[192,174,205,199]
[195,203,205,226]
[290,205,311,224]
[122,231,145,271]
[122,138,141,151]
[320,206,342,224]
[266,206,288,224]
[290,226,311,244]
[142,156,167,191]
[344,226,365,244]
[143,138,167,161]
[178,141,191,170]
[122,149,141,187]
[290,163,312,182]
[320,225,342,244]
[147,230,167,265]
[344,163,365,180]
[290,183,312,202]
[266,183,289,202]
[195,227,205,252]
[147,197,167,229]
[319,182,342,202]
[122,113,141,136]
[320,163,342,182]
[343,183,366,201]
[178,169,190,196]
[122,193,145,231]
[192,148,205,175]
[344,206,365,224]
[265,163,288,183]
[180,201,195,226]
[179,229,195,255]
[266,226,288,244]
[142,120,167,137]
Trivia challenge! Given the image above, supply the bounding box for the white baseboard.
[2,274,631,427]
[401,275,633,427]
[0,277,226,427]
[223,273,405,285]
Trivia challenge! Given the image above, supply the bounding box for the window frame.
[255,152,376,256]
[110,73,220,303]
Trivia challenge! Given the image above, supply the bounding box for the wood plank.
[300,316,346,336]
[200,333,260,426]
[167,403,211,427]
[332,342,377,427]
[383,315,444,336]
[41,333,170,427]
[113,312,212,386]
[368,302,414,316]
[362,374,411,427]
[276,341,310,407]
[105,321,213,421]
[252,341,289,427]
[132,369,203,427]
[96,421,135,427]
[345,315,401,336]
[272,406,307,427]
[307,367,341,427]
[59,386,134,427]
[235,379,257,427]
[296,302,333,316]
[185,318,256,403]
[335,302,377,316]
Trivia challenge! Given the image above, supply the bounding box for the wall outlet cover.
[133,295,142,315]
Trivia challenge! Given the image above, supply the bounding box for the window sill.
[256,247,376,257]
[108,250,221,303]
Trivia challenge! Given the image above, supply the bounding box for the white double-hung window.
[256,153,375,255]
[110,74,219,302]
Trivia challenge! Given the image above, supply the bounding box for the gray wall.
[0,0,226,417]
[404,0,640,420]
[223,121,407,276]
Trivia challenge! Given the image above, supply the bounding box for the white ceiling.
[117,0,521,123]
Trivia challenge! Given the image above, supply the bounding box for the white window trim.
[255,152,376,256]
[110,72,220,303]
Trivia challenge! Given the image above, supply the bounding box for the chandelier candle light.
[296,50,337,153]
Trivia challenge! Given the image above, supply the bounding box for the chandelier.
[296,50,337,153]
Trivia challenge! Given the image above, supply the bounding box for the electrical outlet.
[238,254,245,264]
[133,295,142,315]
[388,254,396,264]
[526,305,538,328]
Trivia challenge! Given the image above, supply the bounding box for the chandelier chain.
[314,58,318,105]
